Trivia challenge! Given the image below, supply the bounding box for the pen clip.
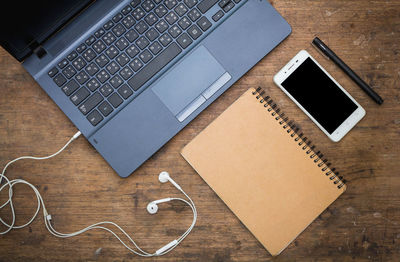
[311,40,331,61]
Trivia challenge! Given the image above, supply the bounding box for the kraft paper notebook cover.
[181,87,346,256]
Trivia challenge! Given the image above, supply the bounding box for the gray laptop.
[0,0,291,177]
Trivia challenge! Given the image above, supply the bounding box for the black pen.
[312,37,384,105]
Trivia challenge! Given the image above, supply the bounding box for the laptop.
[0,0,291,177]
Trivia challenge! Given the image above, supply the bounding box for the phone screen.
[281,58,358,134]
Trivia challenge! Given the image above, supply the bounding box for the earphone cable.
[0,131,82,234]
[0,130,197,257]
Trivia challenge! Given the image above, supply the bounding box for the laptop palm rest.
[152,45,231,122]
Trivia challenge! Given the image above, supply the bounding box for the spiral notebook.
[181,87,346,256]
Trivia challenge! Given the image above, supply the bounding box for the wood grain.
[1,0,399,261]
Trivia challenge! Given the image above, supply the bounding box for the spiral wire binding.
[252,87,346,189]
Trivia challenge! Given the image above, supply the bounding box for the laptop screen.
[0,0,95,61]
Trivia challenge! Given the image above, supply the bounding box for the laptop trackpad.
[152,45,230,121]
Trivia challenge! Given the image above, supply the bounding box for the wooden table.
[1,0,399,261]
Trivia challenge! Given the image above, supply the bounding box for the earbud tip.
[159,171,170,183]
[147,203,158,214]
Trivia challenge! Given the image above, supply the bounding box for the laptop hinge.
[31,42,47,59]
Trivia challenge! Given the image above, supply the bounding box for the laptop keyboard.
[48,0,242,127]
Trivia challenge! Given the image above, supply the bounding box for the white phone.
[273,50,365,142]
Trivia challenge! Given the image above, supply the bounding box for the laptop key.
[187,24,202,40]
[86,63,100,76]
[218,0,230,8]
[136,36,150,50]
[106,61,120,75]
[87,78,101,91]
[94,28,106,38]
[146,28,160,41]
[108,93,123,108]
[93,40,106,54]
[96,70,110,83]
[79,92,103,115]
[87,110,103,126]
[139,50,153,63]
[120,66,134,80]
[125,29,139,42]
[177,33,193,49]
[53,74,67,87]
[142,0,155,12]
[85,35,96,46]
[165,11,178,25]
[126,45,140,58]
[165,0,178,9]
[95,55,109,68]
[121,5,132,15]
[122,15,136,29]
[159,33,172,47]
[62,79,79,96]
[58,59,68,69]
[110,75,124,88]
[105,46,119,59]
[72,57,87,71]
[70,87,90,105]
[197,16,212,31]
[130,0,141,8]
[197,0,219,14]
[115,38,129,51]
[67,51,78,61]
[168,25,182,38]
[133,7,146,20]
[184,0,198,8]
[149,41,163,55]
[98,101,114,117]
[178,17,192,30]
[99,83,113,97]
[102,32,116,45]
[155,20,169,33]
[116,53,130,67]
[129,58,144,72]
[212,10,224,22]
[175,3,188,17]
[71,59,85,72]
[112,24,126,37]
[82,48,96,62]
[103,20,114,30]
[48,67,58,77]
[187,8,201,22]
[135,21,149,34]
[223,1,235,12]
[155,4,168,18]
[62,66,77,79]
[127,42,182,91]
[75,71,90,85]
[76,43,87,53]
[118,84,133,99]
[145,13,158,26]
[112,13,123,23]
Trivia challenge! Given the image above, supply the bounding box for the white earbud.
[146,198,172,214]
[159,171,182,191]
[146,202,158,214]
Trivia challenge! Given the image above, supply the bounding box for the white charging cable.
[0,131,197,257]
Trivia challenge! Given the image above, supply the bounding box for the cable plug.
[72,131,82,140]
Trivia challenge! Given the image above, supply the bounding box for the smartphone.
[273,50,365,142]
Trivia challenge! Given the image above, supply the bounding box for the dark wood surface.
[1,0,399,261]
